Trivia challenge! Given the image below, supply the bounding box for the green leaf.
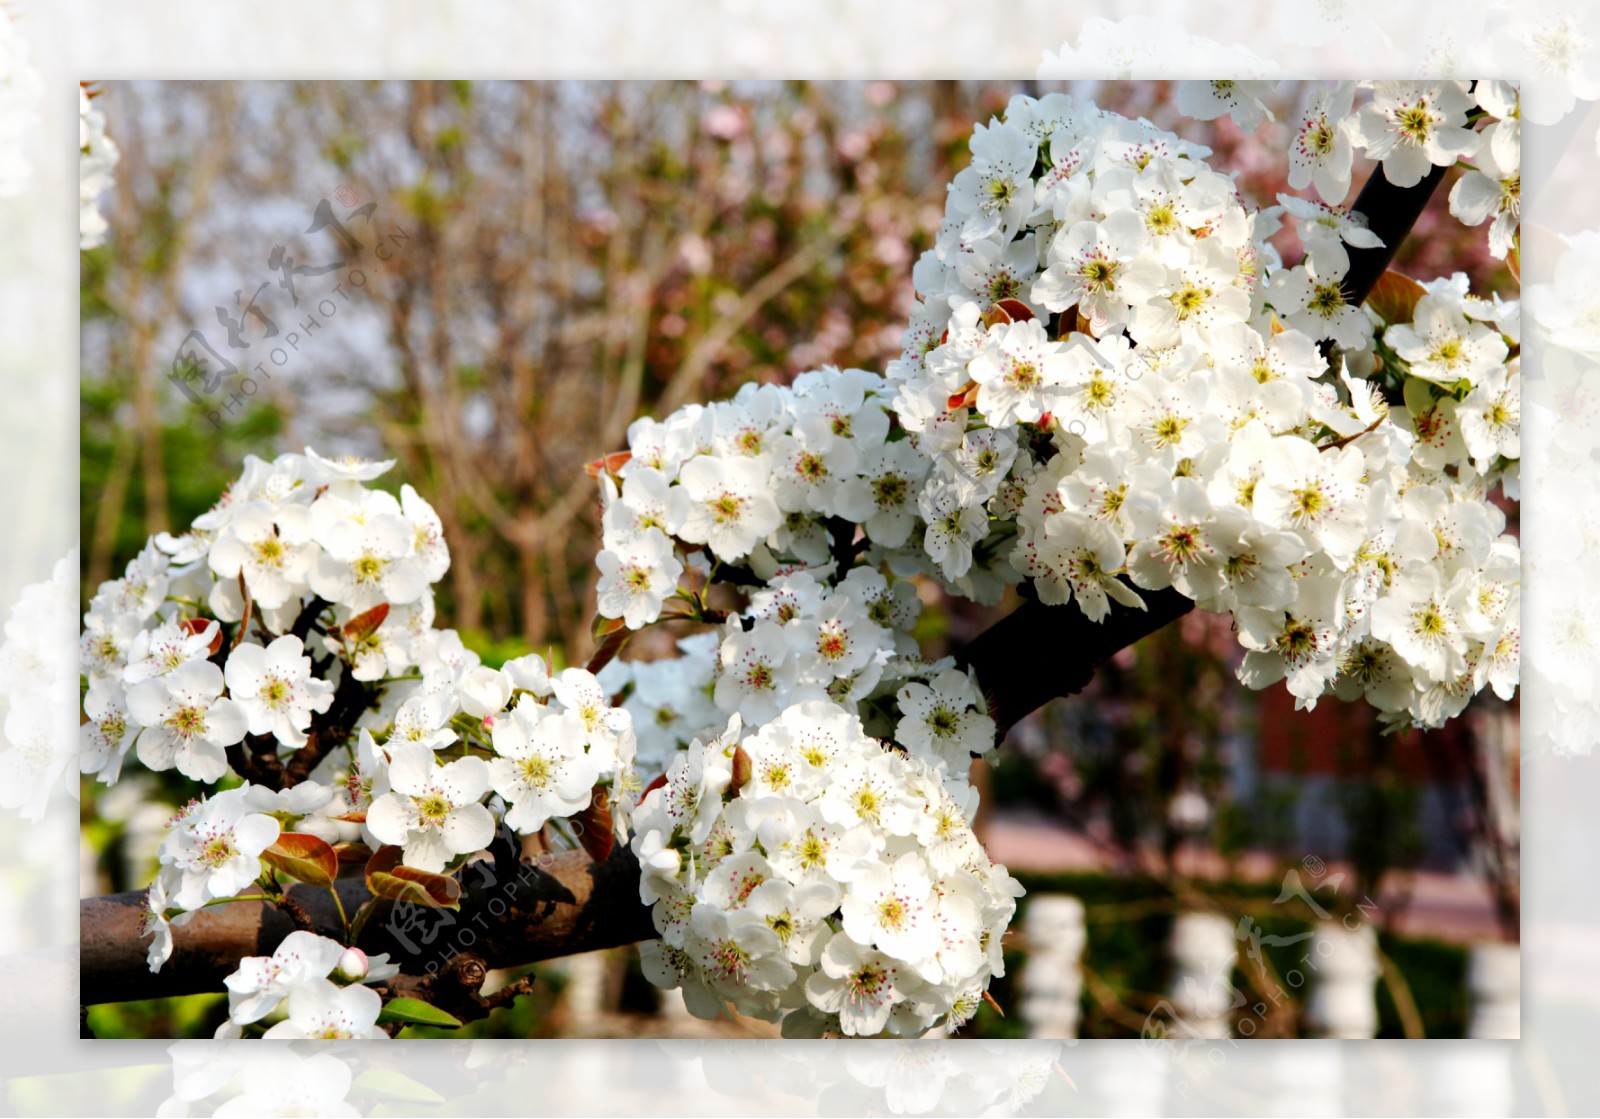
[261,833,339,889]
[365,845,462,909]
[377,996,464,1029]
[349,1067,449,1105]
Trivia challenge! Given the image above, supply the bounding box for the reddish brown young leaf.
[365,845,462,909]
[993,297,1035,323]
[583,449,633,479]
[574,786,614,863]
[181,617,225,655]
[338,603,391,643]
[585,624,630,675]
[979,303,1014,330]
[1365,269,1427,325]
[332,840,373,865]
[263,833,340,889]
[946,380,980,411]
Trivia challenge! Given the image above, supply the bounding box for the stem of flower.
[327,883,350,942]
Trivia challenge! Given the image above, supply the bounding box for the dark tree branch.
[1342,160,1452,307]
[80,848,654,1005]
[957,586,1194,742]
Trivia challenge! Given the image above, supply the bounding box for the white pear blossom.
[127,659,247,782]
[223,635,334,749]
[159,789,281,911]
[261,978,387,1040]
[894,668,995,772]
[366,744,496,872]
[1350,81,1480,188]
[1449,130,1520,260]
[208,502,315,610]
[489,704,600,833]
[1288,81,1358,204]
[596,530,685,629]
[1175,80,1276,132]
[676,455,783,561]
[630,701,1016,1036]
[223,930,348,1025]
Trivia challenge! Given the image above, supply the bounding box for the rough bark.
[80,847,654,1006]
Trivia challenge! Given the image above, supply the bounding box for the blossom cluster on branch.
[630,701,1020,1037]
[79,449,638,1006]
[597,85,1521,744]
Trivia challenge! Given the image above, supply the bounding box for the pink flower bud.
[334,946,369,983]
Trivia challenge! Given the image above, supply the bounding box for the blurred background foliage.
[81,80,1517,1040]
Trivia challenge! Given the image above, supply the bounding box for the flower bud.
[334,946,369,983]
[729,745,752,796]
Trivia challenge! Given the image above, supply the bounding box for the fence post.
[1169,912,1238,1039]
[1467,941,1521,1039]
[1020,894,1087,1039]
[1303,922,1379,1038]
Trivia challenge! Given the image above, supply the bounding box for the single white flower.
[308,489,428,610]
[207,501,315,610]
[261,977,387,1039]
[489,704,600,834]
[303,447,396,486]
[122,618,221,685]
[1350,81,1479,188]
[159,789,282,910]
[1288,81,1359,204]
[596,530,684,629]
[894,668,995,770]
[366,744,495,872]
[968,318,1073,427]
[127,659,248,782]
[223,635,335,748]
[81,679,137,784]
[840,852,942,965]
[1448,127,1520,260]
[676,455,783,561]
[805,934,926,1037]
[223,930,348,1025]
[1175,80,1277,132]
[1385,293,1509,390]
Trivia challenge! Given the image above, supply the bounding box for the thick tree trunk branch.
[80,847,653,1005]
[1342,159,1451,307]
[958,586,1195,741]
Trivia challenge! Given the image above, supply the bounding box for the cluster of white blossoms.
[0,13,42,199]
[79,84,118,250]
[78,449,638,970]
[873,89,1520,731]
[594,368,936,629]
[584,86,1523,1029]
[630,701,1021,1037]
[0,552,77,820]
[214,931,397,1039]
